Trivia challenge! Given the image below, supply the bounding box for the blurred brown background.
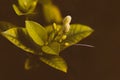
[0,0,120,80]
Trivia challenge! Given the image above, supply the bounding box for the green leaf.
[26,21,48,46]
[45,25,54,35]
[24,0,38,14]
[61,24,94,50]
[0,21,17,32]
[25,56,40,70]
[42,42,60,55]
[43,4,62,23]
[18,0,38,12]
[12,4,24,16]
[18,0,37,9]
[18,0,30,10]
[13,0,37,16]
[1,28,38,54]
[40,55,67,73]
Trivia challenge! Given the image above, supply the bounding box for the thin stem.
[74,43,94,47]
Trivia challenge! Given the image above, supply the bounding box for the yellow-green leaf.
[24,0,38,14]
[61,24,94,50]
[0,21,16,32]
[13,0,38,16]
[18,0,38,12]
[40,55,67,73]
[42,42,60,55]
[12,4,24,16]
[26,21,48,46]
[43,4,62,23]
[1,28,38,54]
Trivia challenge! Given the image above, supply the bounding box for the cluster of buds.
[51,15,72,45]
[53,15,72,45]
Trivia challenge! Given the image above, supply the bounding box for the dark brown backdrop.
[0,0,120,80]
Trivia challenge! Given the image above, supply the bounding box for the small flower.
[63,15,72,32]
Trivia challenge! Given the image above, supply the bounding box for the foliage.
[0,0,94,73]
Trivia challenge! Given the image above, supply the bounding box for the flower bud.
[63,15,72,32]
[63,24,70,32]
[62,35,67,40]
[64,42,69,46]
[63,15,72,25]
[53,23,57,30]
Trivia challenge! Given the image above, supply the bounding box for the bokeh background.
[0,0,120,80]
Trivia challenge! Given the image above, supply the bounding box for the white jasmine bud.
[63,15,72,32]
[63,15,72,24]
[63,24,70,32]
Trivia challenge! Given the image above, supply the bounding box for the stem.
[74,44,94,47]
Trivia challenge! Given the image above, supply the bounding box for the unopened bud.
[65,42,69,46]
[63,15,72,32]
[63,24,70,32]
[63,15,72,24]
[53,23,57,30]
[62,35,67,40]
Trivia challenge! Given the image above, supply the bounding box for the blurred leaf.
[12,4,25,16]
[1,28,38,54]
[40,55,67,73]
[26,21,48,46]
[61,24,94,50]
[0,21,17,32]
[25,56,40,70]
[13,0,38,16]
[45,25,54,35]
[18,0,37,10]
[42,42,60,55]
[38,0,52,4]
[43,4,62,23]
